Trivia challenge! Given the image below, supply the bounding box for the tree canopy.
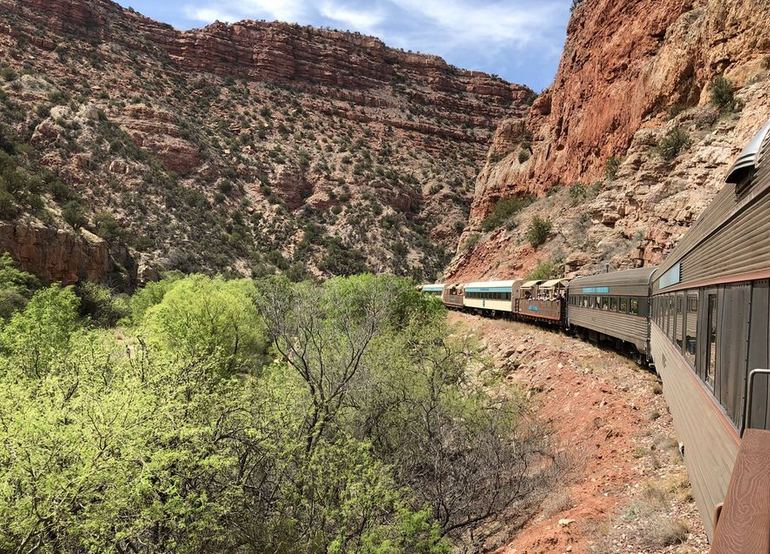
[0,267,556,553]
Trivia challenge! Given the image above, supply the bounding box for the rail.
[741,368,770,436]
[711,368,770,552]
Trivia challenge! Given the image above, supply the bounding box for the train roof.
[570,266,657,288]
[465,280,517,291]
[726,118,770,184]
[420,283,444,292]
[541,278,570,289]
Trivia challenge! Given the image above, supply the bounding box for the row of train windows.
[568,295,642,315]
[651,292,716,390]
[465,291,512,300]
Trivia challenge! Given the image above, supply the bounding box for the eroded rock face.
[0,221,136,287]
[448,0,770,281]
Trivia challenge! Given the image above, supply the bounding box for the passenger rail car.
[442,283,464,309]
[650,119,770,540]
[420,283,444,296]
[514,279,568,323]
[567,267,656,362]
[463,280,515,313]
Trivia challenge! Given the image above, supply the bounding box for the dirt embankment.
[450,312,708,553]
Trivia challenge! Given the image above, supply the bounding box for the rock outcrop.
[447,0,770,281]
[0,221,136,286]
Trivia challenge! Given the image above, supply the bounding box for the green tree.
[0,252,39,320]
[141,275,267,374]
[0,284,79,377]
[526,216,552,247]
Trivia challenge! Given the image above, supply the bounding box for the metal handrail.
[742,369,770,437]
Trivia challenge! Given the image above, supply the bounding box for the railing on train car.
[710,368,770,553]
[742,368,770,436]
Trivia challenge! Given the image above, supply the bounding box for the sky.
[114,0,572,91]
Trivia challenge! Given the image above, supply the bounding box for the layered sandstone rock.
[448,0,770,281]
[0,221,136,286]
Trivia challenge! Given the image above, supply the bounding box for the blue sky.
[115,0,572,90]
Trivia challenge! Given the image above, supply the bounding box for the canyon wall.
[0,0,533,284]
[447,0,770,281]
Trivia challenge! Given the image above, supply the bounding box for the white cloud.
[177,0,571,88]
[184,0,309,24]
[318,1,385,34]
[184,6,238,23]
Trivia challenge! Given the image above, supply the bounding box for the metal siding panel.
[651,324,740,540]
[570,267,656,297]
[748,281,770,429]
[568,306,649,352]
[718,285,750,428]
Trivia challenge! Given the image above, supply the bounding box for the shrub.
[481,195,534,232]
[518,149,531,163]
[62,200,87,229]
[710,75,736,113]
[217,180,234,195]
[526,216,552,247]
[605,156,621,181]
[488,151,504,164]
[0,66,17,82]
[0,190,18,219]
[528,259,558,280]
[656,127,691,161]
[0,252,39,320]
[651,518,689,547]
[569,183,587,204]
[462,233,480,253]
[667,103,686,119]
[76,281,129,327]
[93,210,123,241]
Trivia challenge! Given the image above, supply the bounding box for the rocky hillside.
[447,0,770,281]
[0,0,533,286]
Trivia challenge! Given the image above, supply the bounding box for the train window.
[705,294,718,390]
[675,294,684,349]
[630,298,639,315]
[619,297,628,313]
[684,293,697,368]
[610,297,618,311]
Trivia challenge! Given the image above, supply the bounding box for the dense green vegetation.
[0,262,554,552]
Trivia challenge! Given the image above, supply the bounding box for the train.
[423,268,655,365]
[423,118,770,547]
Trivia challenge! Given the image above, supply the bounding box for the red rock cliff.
[448,0,770,281]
